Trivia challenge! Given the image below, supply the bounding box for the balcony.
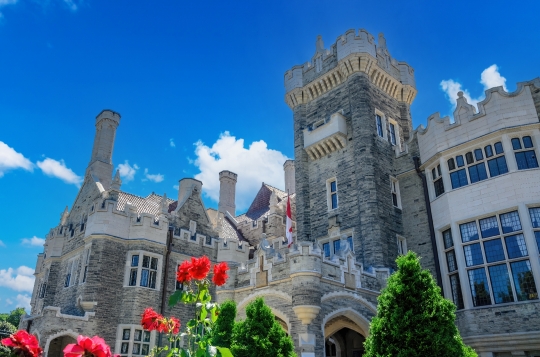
[303,112,347,160]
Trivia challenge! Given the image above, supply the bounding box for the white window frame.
[326,178,338,211]
[375,110,387,140]
[79,244,91,284]
[390,176,401,209]
[387,118,400,149]
[115,324,155,357]
[397,235,407,255]
[124,251,163,290]
[203,235,213,247]
[64,255,80,288]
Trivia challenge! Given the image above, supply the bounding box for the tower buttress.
[283,160,296,194]
[218,170,237,216]
[86,109,121,189]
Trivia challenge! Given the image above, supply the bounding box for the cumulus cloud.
[117,160,139,182]
[192,132,289,212]
[16,294,31,311]
[5,298,13,305]
[21,236,45,247]
[0,240,5,247]
[170,138,176,148]
[440,64,507,112]
[37,158,82,186]
[144,168,164,183]
[0,141,34,178]
[0,266,35,293]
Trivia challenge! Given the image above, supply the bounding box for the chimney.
[218,170,237,216]
[283,160,295,194]
[176,178,203,210]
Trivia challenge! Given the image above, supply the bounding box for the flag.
[286,194,293,248]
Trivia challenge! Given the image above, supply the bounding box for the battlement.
[284,29,416,108]
[417,78,540,165]
[219,170,238,181]
[95,109,121,125]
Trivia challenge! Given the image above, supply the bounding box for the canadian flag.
[286,195,293,248]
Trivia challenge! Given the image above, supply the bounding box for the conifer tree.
[211,300,237,349]
[363,251,477,357]
[231,298,296,357]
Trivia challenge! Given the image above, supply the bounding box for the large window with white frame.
[441,229,464,309]
[460,210,538,307]
[375,114,384,138]
[390,177,401,208]
[80,247,91,284]
[387,119,399,148]
[529,207,540,255]
[512,136,539,170]
[126,252,162,290]
[117,325,154,357]
[64,256,80,288]
[431,164,445,197]
[326,178,338,210]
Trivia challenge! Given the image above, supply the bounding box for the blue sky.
[0,0,539,313]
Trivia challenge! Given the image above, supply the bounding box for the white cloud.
[5,298,13,305]
[173,185,179,190]
[480,64,507,91]
[37,158,82,186]
[117,160,139,182]
[21,236,45,247]
[0,266,35,293]
[440,64,507,113]
[170,138,176,148]
[192,132,289,212]
[144,168,164,183]
[15,294,31,311]
[0,240,5,247]
[0,141,34,178]
[63,0,79,11]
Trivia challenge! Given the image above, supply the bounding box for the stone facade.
[22,28,540,357]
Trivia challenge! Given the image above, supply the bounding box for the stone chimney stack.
[283,160,295,195]
[86,109,121,189]
[218,170,237,216]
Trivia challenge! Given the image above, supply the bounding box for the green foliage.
[0,308,25,328]
[211,301,237,349]
[0,320,17,357]
[363,251,477,357]
[231,298,296,357]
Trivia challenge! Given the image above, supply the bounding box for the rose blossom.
[1,330,42,357]
[63,335,115,357]
[212,262,229,286]
[176,260,193,283]
[189,256,211,280]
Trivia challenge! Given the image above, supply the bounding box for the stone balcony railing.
[303,112,347,160]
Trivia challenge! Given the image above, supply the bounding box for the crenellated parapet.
[417,78,540,165]
[284,29,417,108]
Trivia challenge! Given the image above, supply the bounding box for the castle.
[22,29,540,357]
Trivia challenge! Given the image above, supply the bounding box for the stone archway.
[322,309,370,357]
[45,332,77,357]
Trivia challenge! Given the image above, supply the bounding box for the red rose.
[141,308,163,331]
[177,260,193,283]
[189,256,211,280]
[169,317,181,334]
[63,335,113,357]
[1,330,42,357]
[212,262,229,286]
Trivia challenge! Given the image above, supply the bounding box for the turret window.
[431,164,445,197]
[512,136,539,170]
[327,179,338,210]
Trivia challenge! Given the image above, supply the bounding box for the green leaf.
[169,290,183,307]
[201,305,208,320]
[182,291,197,304]
[181,349,191,357]
[187,319,197,328]
[216,347,233,357]
[196,348,206,357]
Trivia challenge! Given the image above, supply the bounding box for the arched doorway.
[323,312,368,357]
[46,335,76,357]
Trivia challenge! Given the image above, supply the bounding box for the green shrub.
[211,300,237,349]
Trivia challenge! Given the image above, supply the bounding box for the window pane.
[140,269,149,287]
[483,239,505,263]
[500,211,522,233]
[376,116,383,137]
[535,231,540,253]
[434,178,445,197]
[511,138,522,150]
[142,256,150,268]
[460,222,479,243]
[465,152,474,164]
[510,260,538,301]
[129,269,137,286]
[333,240,340,254]
[323,243,330,257]
[133,343,140,355]
[122,329,131,340]
[515,152,528,170]
[432,168,436,180]
[479,216,499,238]
[347,236,353,251]
[121,343,129,354]
[525,150,539,168]
[468,268,492,306]
[390,124,396,145]
[330,181,336,192]
[448,158,456,171]
[488,156,509,177]
[443,229,453,249]
[331,193,338,209]
[131,255,139,267]
[474,149,484,161]
[449,274,464,309]
[456,155,465,167]
[488,264,514,304]
[134,330,142,341]
[530,208,540,228]
[143,331,150,343]
[205,236,212,245]
[392,193,398,207]
[437,165,442,177]
[149,271,157,289]
[505,234,528,258]
[446,250,457,272]
[523,136,533,148]
[468,163,488,183]
[494,142,504,154]
[142,345,149,356]
[450,169,468,189]
[464,243,484,266]
[151,257,158,270]
[485,145,493,158]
